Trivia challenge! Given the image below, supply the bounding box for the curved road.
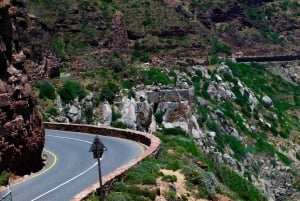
[11,129,144,201]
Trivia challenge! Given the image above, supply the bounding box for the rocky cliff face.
[0,0,44,175]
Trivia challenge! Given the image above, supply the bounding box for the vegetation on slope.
[87,128,266,201]
[3,0,299,200]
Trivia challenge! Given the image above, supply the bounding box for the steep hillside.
[22,0,300,72]
[4,0,300,200]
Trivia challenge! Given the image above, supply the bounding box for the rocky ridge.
[0,0,44,174]
[46,62,300,201]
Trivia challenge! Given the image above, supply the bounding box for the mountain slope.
[5,0,300,200]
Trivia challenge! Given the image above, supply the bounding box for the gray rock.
[214,109,225,119]
[209,131,216,137]
[217,64,232,76]
[197,65,211,79]
[101,103,112,126]
[82,92,94,110]
[120,97,137,130]
[262,95,273,108]
[67,104,81,122]
[148,115,157,133]
[250,125,256,133]
[197,96,208,107]
[249,93,259,111]
[136,101,152,131]
[207,81,235,101]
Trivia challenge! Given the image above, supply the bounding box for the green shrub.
[131,50,150,63]
[277,152,292,166]
[209,40,232,55]
[210,55,222,65]
[183,167,203,185]
[42,112,49,122]
[206,121,220,133]
[215,164,266,201]
[112,182,156,200]
[159,133,204,159]
[84,108,94,124]
[168,70,177,82]
[278,131,289,139]
[142,18,152,26]
[183,166,218,199]
[140,68,172,85]
[255,139,292,165]
[102,0,113,3]
[296,152,300,161]
[38,82,56,100]
[164,158,183,171]
[112,121,127,129]
[112,110,121,122]
[98,69,109,78]
[47,107,59,116]
[0,171,11,186]
[255,138,276,155]
[127,88,136,99]
[201,81,211,100]
[107,52,126,73]
[165,190,176,200]
[121,80,134,89]
[127,185,156,200]
[52,35,65,60]
[161,175,177,183]
[104,193,132,201]
[195,69,203,78]
[155,111,164,124]
[161,127,188,137]
[124,159,160,185]
[58,81,86,103]
[99,82,119,104]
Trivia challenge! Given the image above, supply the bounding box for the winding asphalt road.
[11,129,144,201]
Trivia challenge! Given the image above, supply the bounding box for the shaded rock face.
[14,2,60,79]
[0,1,44,175]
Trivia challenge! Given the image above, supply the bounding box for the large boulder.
[99,102,112,126]
[120,97,137,130]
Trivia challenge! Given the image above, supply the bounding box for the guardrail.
[235,55,300,62]
[44,122,161,201]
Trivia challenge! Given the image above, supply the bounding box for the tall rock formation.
[109,11,129,53]
[0,0,44,175]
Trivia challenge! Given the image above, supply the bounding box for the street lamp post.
[89,135,107,201]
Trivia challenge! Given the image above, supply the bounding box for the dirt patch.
[155,169,208,201]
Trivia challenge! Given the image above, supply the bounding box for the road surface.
[11,129,143,201]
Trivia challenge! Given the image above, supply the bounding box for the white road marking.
[31,162,97,201]
[46,135,92,144]
[31,135,96,201]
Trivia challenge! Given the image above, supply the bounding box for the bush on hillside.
[0,171,11,186]
[140,68,173,85]
[38,82,56,100]
[58,81,87,103]
[99,82,119,104]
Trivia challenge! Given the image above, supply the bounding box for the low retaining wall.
[236,55,300,62]
[44,122,161,201]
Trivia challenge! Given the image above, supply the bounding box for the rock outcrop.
[109,11,129,53]
[0,0,44,175]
